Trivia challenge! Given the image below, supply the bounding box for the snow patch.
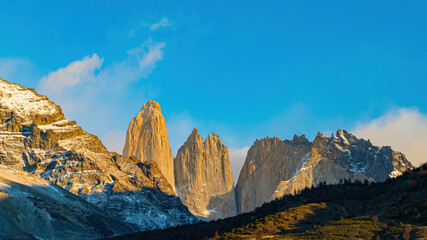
[389,169,402,178]
[338,130,350,145]
[348,162,367,173]
[0,80,59,118]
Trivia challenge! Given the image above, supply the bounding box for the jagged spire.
[123,100,175,193]
[174,129,236,219]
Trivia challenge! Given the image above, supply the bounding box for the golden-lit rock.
[174,129,237,219]
[0,79,198,230]
[123,100,176,193]
[235,130,414,214]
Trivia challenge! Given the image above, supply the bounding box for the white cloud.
[94,39,166,91]
[39,54,103,94]
[129,17,172,38]
[150,17,173,31]
[229,146,250,185]
[102,129,126,153]
[127,38,166,76]
[35,39,166,145]
[353,107,427,167]
[37,39,165,117]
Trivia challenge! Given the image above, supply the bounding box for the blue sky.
[1,1,426,179]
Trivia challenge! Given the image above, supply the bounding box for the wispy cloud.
[129,17,173,38]
[40,38,165,94]
[94,38,166,91]
[150,17,173,31]
[38,38,165,109]
[353,107,427,167]
[128,38,166,74]
[39,54,103,93]
[36,39,166,151]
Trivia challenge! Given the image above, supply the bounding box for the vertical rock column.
[174,129,237,219]
[123,100,176,193]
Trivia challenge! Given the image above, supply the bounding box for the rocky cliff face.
[123,100,176,193]
[174,129,236,219]
[0,164,134,239]
[0,79,198,231]
[235,130,414,214]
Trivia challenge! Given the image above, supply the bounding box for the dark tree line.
[106,164,426,240]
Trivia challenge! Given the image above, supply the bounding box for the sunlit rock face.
[0,165,134,239]
[123,100,176,193]
[0,78,199,230]
[174,129,237,219]
[235,130,414,214]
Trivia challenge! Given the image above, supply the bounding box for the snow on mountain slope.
[0,80,60,122]
[0,78,199,231]
[0,165,134,239]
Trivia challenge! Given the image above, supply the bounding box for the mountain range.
[110,163,426,240]
[0,79,198,238]
[0,78,417,238]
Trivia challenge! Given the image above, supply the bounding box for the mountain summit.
[123,100,176,193]
[174,129,237,219]
[0,79,198,231]
[235,129,414,214]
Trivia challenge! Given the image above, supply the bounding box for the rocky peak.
[187,128,204,143]
[174,130,236,219]
[123,100,175,193]
[191,128,199,134]
[335,129,356,146]
[315,132,324,138]
[253,136,280,148]
[313,131,328,145]
[0,79,65,125]
[206,132,222,146]
[291,134,311,146]
[0,80,198,230]
[207,132,218,139]
[235,130,414,214]
[142,100,162,113]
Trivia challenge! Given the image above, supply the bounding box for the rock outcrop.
[0,164,134,239]
[123,100,176,193]
[0,78,199,231]
[235,130,414,214]
[174,129,236,219]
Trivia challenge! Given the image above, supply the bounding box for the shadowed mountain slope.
[0,165,134,239]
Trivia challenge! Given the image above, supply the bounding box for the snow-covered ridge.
[0,79,200,231]
[0,79,60,120]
